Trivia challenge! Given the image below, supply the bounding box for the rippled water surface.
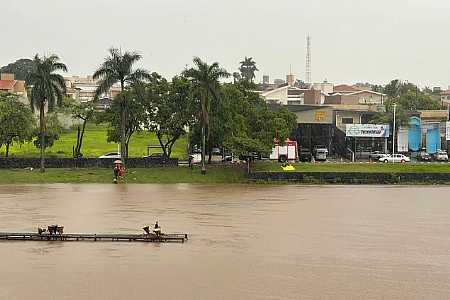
[0,184,449,299]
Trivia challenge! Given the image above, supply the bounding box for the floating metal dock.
[0,232,188,243]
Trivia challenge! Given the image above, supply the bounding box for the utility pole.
[392,103,397,163]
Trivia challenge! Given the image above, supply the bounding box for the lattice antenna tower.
[305,35,312,84]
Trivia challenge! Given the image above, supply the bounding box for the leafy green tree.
[183,57,229,174]
[71,102,96,158]
[0,93,35,157]
[232,72,241,83]
[33,113,63,151]
[383,79,402,99]
[187,81,296,170]
[93,48,151,164]
[239,57,258,82]
[142,74,195,158]
[0,58,35,83]
[397,90,441,111]
[28,54,67,172]
[101,88,147,159]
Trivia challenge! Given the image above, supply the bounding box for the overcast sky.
[2,0,449,87]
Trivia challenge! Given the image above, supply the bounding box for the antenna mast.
[305,35,312,84]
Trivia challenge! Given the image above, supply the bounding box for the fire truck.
[269,139,298,162]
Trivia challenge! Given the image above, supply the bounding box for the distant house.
[261,85,326,105]
[0,73,28,101]
[65,76,121,103]
[440,90,450,108]
[326,84,385,105]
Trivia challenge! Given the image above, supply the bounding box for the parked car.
[418,150,432,161]
[299,148,312,162]
[99,152,121,159]
[369,151,388,160]
[379,154,411,163]
[313,147,328,161]
[212,147,221,155]
[433,150,449,162]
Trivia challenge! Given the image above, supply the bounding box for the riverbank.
[0,167,246,184]
[1,163,450,184]
[252,162,450,173]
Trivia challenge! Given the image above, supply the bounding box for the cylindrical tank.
[408,117,421,152]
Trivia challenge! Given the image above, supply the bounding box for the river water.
[0,184,449,300]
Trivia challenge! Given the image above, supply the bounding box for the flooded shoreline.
[1,184,449,299]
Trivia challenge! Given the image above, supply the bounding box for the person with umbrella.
[113,160,125,183]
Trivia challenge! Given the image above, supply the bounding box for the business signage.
[446,121,450,141]
[314,111,326,122]
[346,124,390,138]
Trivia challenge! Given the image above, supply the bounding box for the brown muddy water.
[0,184,449,300]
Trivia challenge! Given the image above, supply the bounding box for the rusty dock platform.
[0,232,188,243]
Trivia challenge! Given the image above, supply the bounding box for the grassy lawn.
[4,123,187,159]
[252,161,450,173]
[0,166,246,184]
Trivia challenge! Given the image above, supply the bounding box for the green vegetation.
[253,162,450,173]
[0,166,246,184]
[29,54,68,171]
[93,47,151,162]
[6,123,187,159]
[0,93,35,157]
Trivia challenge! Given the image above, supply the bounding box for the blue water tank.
[408,117,421,152]
[426,124,440,154]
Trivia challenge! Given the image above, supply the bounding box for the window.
[341,117,354,124]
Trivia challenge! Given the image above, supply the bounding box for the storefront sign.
[314,111,326,122]
[346,124,390,138]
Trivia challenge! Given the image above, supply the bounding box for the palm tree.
[93,48,150,163]
[239,57,258,82]
[28,54,67,172]
[183,57,229,174]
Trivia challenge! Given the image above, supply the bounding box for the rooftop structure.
[0,73,28,101]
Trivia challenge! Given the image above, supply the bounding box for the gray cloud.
[1,0,449,87]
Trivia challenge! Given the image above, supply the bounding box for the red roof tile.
[0,80,16,90]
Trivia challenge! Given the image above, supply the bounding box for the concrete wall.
[325,94,359,105]
[294,107,334,124]
[355,91,383,105]
[335,111,363,130]
[249,171,450,184]
[0,158,178,169]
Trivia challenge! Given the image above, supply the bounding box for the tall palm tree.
[183,57,229,174]
[28,54,67,172]
[93,48,150,163]
[239,57,258,82]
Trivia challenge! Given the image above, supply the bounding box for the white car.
[434,150,449,162]
[379,154,411,163]
[99,152,121,159]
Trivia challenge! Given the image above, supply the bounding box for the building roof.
[346,90,386,96]
[0,80,16,90]
[333,84,362,93]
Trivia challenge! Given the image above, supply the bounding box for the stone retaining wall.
[249,172,450,184]
[0,158,178,169]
